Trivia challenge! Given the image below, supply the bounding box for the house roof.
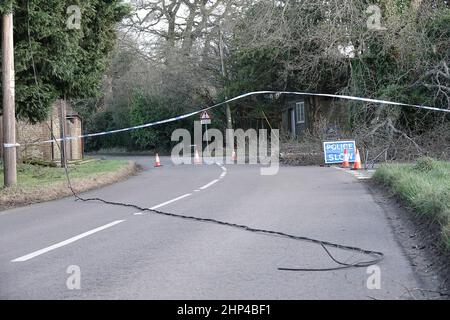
[66,113,81,119]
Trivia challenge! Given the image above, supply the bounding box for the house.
[280,95,350,138]
[0,100,83,163]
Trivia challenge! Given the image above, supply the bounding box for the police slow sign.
[323,140,356,164]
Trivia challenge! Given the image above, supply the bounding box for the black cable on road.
[64,174,384,272]
[27,21,383,271]
[44,120,384,272]
[38,98,384,273]
[24,3,382,272]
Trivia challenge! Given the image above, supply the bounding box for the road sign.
[200,111,211,125]
[323,140,356,164]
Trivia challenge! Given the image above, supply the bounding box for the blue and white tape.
[3,143,20,148]
[5,91,449,148]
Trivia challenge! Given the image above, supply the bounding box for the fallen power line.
[55,110,384,272]
[20,22,401,273]
[19,14,447,272]
[69,188,384,272]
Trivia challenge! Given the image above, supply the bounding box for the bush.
[129,90,193,152]
[414,156,437,172]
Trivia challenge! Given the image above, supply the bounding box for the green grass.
[373,157,450,249]
[0,159,130,188]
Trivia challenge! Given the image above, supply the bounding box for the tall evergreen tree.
[0,0,130,123]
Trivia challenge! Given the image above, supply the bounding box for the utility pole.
[219,28,232,130]
[219,27,233,159]
[2,9,17,186]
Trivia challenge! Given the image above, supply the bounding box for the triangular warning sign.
[200,111,210,120]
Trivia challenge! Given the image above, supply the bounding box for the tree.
[129,89,193,151]
[0,0,130,123]
[120,0,245,102]
[226,0,449,158]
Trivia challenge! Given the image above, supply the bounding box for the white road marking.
[149,193,192,210]
[11,220,125,262]
[199,179,219,190]
[11,163,229,263]
[332,166,375,180]
[217,163,227,179]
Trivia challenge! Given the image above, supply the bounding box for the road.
[0,156,422,299]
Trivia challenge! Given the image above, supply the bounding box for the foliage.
[48,0,450,157]
[227,47,286,95]
[225,0,449,159]
[0,1,14,14]
[129,90,193,152]
[0,0,130,123]
[374,158,450,248]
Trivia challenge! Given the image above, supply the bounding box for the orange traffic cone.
[352,149,362,170]
[154,153,162,167]
[194,148,202,165]
[342,148,350,168]
[231,149,237,162]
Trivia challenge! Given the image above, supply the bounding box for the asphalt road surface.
[0,156,422,299]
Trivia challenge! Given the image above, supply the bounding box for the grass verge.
[373,157,450,249]
[0,159,139,210]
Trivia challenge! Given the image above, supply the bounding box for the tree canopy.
[0,0,130,123]
[3,0,449,158]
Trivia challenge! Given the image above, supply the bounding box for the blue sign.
[323,140,356,164]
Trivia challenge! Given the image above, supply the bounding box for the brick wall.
[0,100,83,163]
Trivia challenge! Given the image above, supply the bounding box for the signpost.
[200,111,211,125]
[323,140,356,164]
[200,111,211,154]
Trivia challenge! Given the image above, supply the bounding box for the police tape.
[3,143,20,148]
[4,90,449,148]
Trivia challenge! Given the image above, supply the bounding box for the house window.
[295,102,305,124]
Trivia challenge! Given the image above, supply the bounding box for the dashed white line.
[199,179,219,190]
[12,163,228,262]
[11,220,125,262]
[149,193,192,210]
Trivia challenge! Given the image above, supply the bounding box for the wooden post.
[2,11,17,186]
[219,28,233,158]
[219,28,232,130]
[59,100,67,167]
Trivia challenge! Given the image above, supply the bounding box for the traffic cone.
[194,148,202,165]
[342,148,350,168]
[231,149,237,162]
[352,149,362,170]
[154,153,162,167]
